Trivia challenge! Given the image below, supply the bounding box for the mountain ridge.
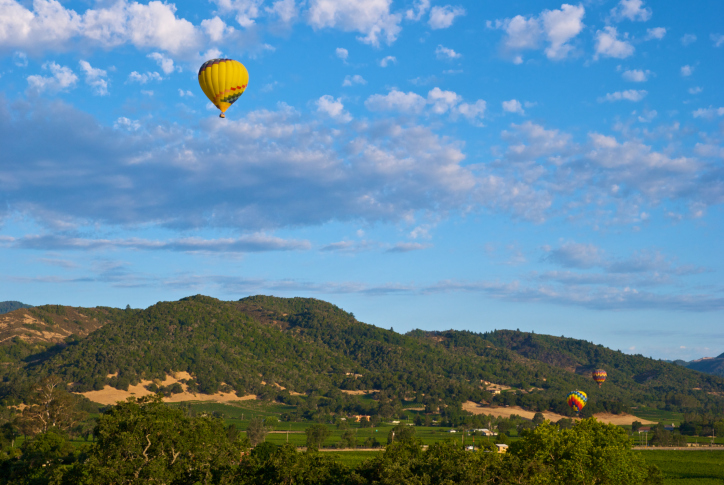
[0,295,722,417]
[0,301,33,314]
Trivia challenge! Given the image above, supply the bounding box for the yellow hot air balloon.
[198,58,249,118]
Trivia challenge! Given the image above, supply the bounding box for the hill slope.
[1,295,723,417]
[0,305,129,368]
[682,355,724,378]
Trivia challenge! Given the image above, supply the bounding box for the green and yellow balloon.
[198,58,249,118]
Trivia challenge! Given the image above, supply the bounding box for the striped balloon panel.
[592,369,607,384]
[567,390,587,412]
[197,58,249,113]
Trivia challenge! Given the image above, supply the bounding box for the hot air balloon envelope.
[592,369,607,387]
[567,390,587,413]
[198,58,249,118]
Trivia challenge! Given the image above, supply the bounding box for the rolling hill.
[1,295,723,417]
[0,301,33,314]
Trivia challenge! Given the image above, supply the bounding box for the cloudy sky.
[1,0,723,360]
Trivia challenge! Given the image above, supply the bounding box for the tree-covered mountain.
[0,301,32,314]
[676,354,724,378]
[1,295,723,416]
[417,329,724,413]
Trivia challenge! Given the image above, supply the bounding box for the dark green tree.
[69,395,245,484]
[304,424,330,451]
[246,418,268,446]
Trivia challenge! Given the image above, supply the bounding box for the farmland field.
[632,407,685,425]
[638,450,724,484]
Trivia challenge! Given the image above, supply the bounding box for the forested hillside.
[418,329,724,413]
[680,354,724,378]
[1,295,723,417]
[0,301,32,314]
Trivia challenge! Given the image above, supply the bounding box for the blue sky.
[1,0,723,360]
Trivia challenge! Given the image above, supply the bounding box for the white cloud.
[545,242,603,268]
[645,27,666,40]
[502,99,525,115]
[335,47,349,61]
[455,100,486,125]
[79,60,108,95]
[0,0,203,55]
[680,33,697,46]
[680,65,693,76]
[365,89,427,113]
[342,74,366,86]
[127,71,162,84]
[427,87,461,114]
[688,86,702,95]
[201,16,234,43]
[621,69,650,82]
[147,52,177,75]
[141,90,153,96]
[435,44,461,60]
[13,51,28,67]
[0,0,81,51]
[491,4,585,62]
[540,3,585,60]
[405,0,430,21]
[387,242,431,253]
[599,89,647,102]
[113,116,141,131]
[610,0,651,22]
[366,87,485,124]
[89,0,201,54]
[428,5,465,30]
[494,14,541,51]
[637,109,657,122]
[179,89,194,97]
[594,26,635,59]
[266,0,298,23]
[307,0,402,47]
[12,233,311,253]
[26,61,77,93]
[210,0,263,28]
[316,95,352,122]
[692,107,724,120]
[380,55,396,67]
[712,33,724,47]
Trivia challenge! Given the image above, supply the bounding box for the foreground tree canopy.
[0,396,662,485]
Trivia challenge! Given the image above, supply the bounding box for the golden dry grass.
[462,401,655,425]
[77,372,257,406]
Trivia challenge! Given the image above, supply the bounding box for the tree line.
[0,393,664,485]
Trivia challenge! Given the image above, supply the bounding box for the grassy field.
[632,407,685,425]
[249,424,496,448]
[638,450,724,484]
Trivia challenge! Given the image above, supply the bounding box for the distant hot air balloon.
[567,390,587,415]
[592,369,607,388]
[198,58,249,118]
